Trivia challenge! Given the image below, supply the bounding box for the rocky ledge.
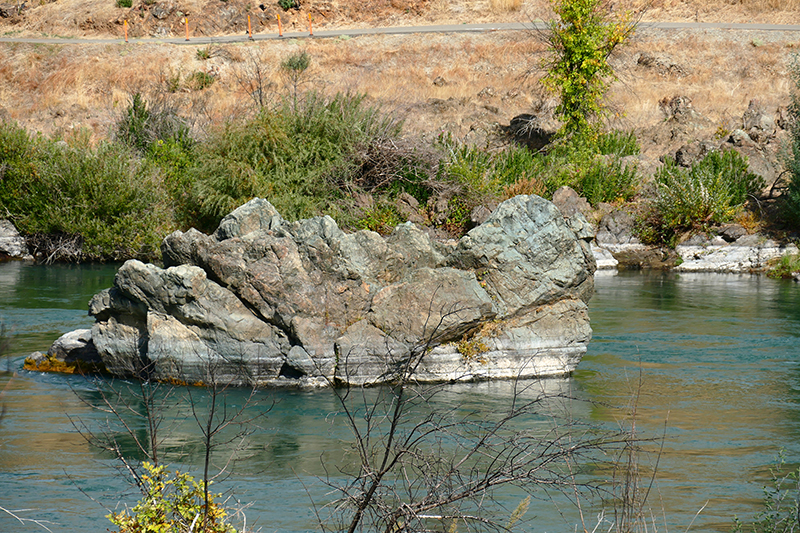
[591,203,799,273]
[27,195,596,387]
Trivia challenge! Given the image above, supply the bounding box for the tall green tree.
[542,0,637,139]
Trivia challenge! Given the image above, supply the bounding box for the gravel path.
[1,21,799,45]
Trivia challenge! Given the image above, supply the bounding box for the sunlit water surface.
[1,262,799,532]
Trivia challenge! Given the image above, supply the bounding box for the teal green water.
[1,263,799,532]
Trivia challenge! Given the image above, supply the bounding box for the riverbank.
[2,3,800,270]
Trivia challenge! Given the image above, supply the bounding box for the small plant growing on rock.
[455,334,489,363]
[356,203,403,235]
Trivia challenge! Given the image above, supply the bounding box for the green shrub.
[116,0,132,7]
[115,93,193,155]
[442,142,501,196]
[513,134,640,205]
[0,120,174,261]
[783,56,800,228]
[435,138,546,231]
[767,253,800,279]
[435,130,639,218]
[108,462,236,533]
[278,0,298,10]
[280,51,311,108]
[641,149,764,245]
[577,155,638,205]
[0,119,36,189]
[733,451,800,533]
[595,130,640,157]
[784,176,800,227]
[356,203,403,235]
[189,92,401,232]
[146,138,198,226]
[542,0,636,138]
[281,51,310,73]
[188,71,215,90]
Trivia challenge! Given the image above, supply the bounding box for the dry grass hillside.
[0,0,799,163]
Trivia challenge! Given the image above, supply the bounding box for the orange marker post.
[124,19,128,43]
[308,13,313,36]
[184,17,189,41]
[248,14,253,40]
[277,14,283,37]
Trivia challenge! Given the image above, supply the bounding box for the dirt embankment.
[0,0,798,169]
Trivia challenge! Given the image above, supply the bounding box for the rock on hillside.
[28,195,596,387]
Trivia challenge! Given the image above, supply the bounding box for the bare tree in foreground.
[68,297,660,533]
[71,351,267,532]
[315,303,634,533]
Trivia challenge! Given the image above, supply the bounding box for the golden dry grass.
[490,0,525,14]
[0,1,796,159]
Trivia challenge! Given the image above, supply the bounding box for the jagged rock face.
[77,195,595,387]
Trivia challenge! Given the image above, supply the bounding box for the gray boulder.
[45,195,596,387]
[0,220,29,259]
[24,329,103,373]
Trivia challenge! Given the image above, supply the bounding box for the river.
[1,261,799,532]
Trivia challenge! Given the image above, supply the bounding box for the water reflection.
[578,270,800,531]
[0,261,118,356]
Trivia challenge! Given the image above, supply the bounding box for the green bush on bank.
[439,130,640,215]
[0,88,647,262]
[115,93,194,156]
[767,253,800,279]
[733,451,800,533]
[0,121,172,261]
[108,462,236,533]
[188,91,401,232]
[782,55,800,228]
[638,149,764,246]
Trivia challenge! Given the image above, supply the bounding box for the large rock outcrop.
[33,195,596,387]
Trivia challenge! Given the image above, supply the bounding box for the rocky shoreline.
[4,181,799,276]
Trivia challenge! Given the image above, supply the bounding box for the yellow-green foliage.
[454,322,506,363]
[108,462,236,533]
[542,0,636,138]
[456,335,489,363]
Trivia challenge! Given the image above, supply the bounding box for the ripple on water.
[1,267,800,533]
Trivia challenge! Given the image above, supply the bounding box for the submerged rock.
[24,329,105,374]
[38,196,596,387]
